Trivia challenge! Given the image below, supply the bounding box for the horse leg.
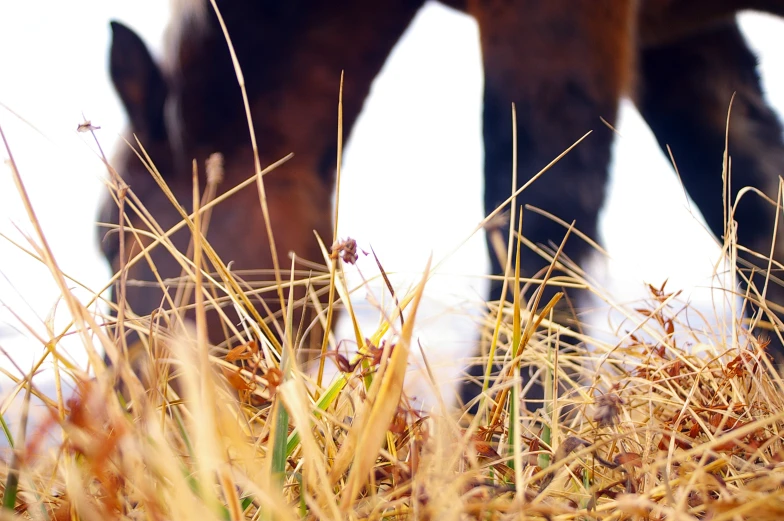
[637,21,784,356]
[640,0,784,47]
[460,1,637,410]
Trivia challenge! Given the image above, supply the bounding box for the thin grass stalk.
[317,72,348,390]
[479,103,520,418]
[207,0,288,327]
[506,210,524,472]
[190,157,225,519]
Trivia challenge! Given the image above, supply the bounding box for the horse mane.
[158,0,304,161]
[165,0,209,58]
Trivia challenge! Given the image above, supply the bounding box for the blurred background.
[0,2,782,428]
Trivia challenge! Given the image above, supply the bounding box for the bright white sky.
[0,3,783,417]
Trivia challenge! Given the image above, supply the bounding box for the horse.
[99,1,784,406]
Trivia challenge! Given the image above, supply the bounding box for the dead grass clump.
[2,144,784,519]
[1,12,783,513]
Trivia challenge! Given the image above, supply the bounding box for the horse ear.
[109,21,167,141]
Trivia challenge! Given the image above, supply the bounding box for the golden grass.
[1,3,784,517]
[2,115,784,519]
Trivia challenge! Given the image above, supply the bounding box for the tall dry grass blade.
[188,161,225,516]
[317,71,345,390]
[506,210,524,479]
[207,0,288,325]
[478,103,521,415]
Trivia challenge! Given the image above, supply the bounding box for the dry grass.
[2,116,784,520]
[1,4,784,517]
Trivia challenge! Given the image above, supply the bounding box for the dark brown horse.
[100,1,784,404]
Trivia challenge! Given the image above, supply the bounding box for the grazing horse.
[100,1,784,405]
